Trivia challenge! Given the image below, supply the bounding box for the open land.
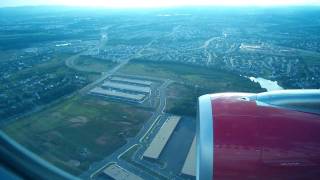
[4,95,152,175]
[1,6,319,180]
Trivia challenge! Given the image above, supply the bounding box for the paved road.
[3,25,177,179]
[1,30,110,127]
[72,28,176,179]
[79,78,173,179]
[66,31,155,96]
[78,58,131,95]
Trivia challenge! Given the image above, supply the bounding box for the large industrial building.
[103,164,143,180]
[143,116,181,159]
[102,81,151,94]
[89,76,154,103]
[181,137,196,177]
[90,87,145,102]
[111,77,152,86]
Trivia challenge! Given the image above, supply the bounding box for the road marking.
[90,161,116,179]
[117,144,140,160]
[139,115,161,143]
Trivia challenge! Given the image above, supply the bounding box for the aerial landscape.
[0,6,319,180]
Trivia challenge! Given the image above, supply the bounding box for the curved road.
[79,78,173,179]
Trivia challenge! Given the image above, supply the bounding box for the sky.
[0,0,320,8]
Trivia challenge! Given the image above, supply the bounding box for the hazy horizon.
[1,0,320,8]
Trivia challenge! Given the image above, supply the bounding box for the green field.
[3,60,265,175]
[165,83,199,117]
[4,95,152,175]
[72,55,118,73]
[119,60,264,92]
[120,61,265,116]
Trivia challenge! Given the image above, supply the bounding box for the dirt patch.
[119,121,132,125]
[40,131,63,148]
[69,116,89,127]
[51,112,63,119]
[46,131,63,141]
[67,159,81,167]
[70,123,84,128]
[69,116,88,123]
[97,100,110,106]
[95,135,109,145]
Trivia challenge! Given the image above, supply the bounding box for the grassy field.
[3,60,265,175]
[4,95,152,175]
[165,83,199,117]
[119,60,264,92]
[119,61,265,116]
[72,55,118,73]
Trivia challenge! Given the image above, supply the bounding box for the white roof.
[181,136,196,176]
[143,116,181,159]
[90,87,145,101]
[102,81,150,93]
[111,77,152,86]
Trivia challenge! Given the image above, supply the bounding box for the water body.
[248,77,284,91]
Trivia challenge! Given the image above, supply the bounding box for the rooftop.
[111,76,152,86]
[143,116,181,159]
[102,81,150,93]
[181,136,196,177]
[90,87,145,101]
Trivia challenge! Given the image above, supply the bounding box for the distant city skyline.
[1,0,320,8]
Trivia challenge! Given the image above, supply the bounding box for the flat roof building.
[143,116,181,159]
[90,87,145,102]
[111,77,152,86]
[103,164,143,180]
[181,137,196,177]
[102,81,150,94]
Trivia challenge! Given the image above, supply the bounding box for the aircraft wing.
[197,90,320,180]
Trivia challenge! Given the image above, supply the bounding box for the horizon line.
[1,4,320,9]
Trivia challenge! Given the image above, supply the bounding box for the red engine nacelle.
[197,90,320,180]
